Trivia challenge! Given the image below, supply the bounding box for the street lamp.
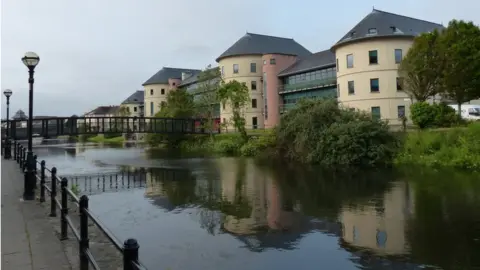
[3,89,13,159]
[22,51,40,201]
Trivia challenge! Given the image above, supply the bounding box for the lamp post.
[22,52,40,201]
[3,89,13,159]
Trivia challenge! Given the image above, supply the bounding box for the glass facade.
[281,87,337,113]
[281,67,336,93]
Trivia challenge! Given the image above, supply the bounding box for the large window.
[270,58,276,65]
[395,49,403,64]
[252,117,258,129]
[250,63,256,73]
[233,64,239,74]
[348,81,355,95]
[161,89,165,95]
[396,77,403,91]
[346,54,354,68]
[284,67,337,85]
[371,106,381,120]
[369,50,378,64]
[398,105,405,118]
[370,78,379,92]
[150,89,153,95]
[251,99,257,108]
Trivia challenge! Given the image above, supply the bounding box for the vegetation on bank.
[79,134,124,144]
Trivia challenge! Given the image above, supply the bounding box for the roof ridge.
[373,8,443,26]
[246,32,294,40]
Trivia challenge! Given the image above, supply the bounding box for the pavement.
[1,158,75,270]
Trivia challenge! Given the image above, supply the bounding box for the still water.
[33,142,480,270]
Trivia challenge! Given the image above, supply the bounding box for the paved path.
[1,159,75,270]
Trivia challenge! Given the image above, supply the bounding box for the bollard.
[60,177,68,240]
[123,238,140,270]
[79,195,90,270]
[40,160,46,202]
[49,167,57,217]
[33,155,38,174]
[22,148,26,170]
[17,145,22,165]
[13,142,17,160]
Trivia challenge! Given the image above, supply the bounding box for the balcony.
[278,78,336,94]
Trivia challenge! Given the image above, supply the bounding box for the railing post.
[17,145,22,165]
[40,160,46,202]
[123,238,140,270]
[49,167,57,217]
[33,155,38,174]
[13,142,17,160]
[60,177,68,240]
[79,195,89,270]
[22,147,26,170]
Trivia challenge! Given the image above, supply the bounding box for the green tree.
[194,65,222,137]
[216,80,250,141]
[438,20,480,115]
[398,30,443,101]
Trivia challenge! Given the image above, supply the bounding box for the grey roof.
[142,67,201,86]
[85,106,120,115]
[216,32,312,62]
[177,70,203,87]
[278,50,335,77]
[333,9,444,48]
[121,90,144,104]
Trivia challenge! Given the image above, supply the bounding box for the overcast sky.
[1,0,479,117]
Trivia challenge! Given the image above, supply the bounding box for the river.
[32,141,480,270]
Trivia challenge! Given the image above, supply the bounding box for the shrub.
[240,129,277,157]
[276,98,400,167]
[410,102,436,129]
[432,103,458,127]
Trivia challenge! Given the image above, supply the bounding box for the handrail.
[10,140,147,270]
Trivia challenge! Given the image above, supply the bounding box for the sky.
[1,0,479,117]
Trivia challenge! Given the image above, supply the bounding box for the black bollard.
[123,238,140,270]
[79,195,89,270]
[60,177,68,240]
[49,167,57,217]
[40,160,46,202]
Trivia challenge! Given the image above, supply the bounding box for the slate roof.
[278,50,335,77]
[85,106,120,116]
[333,9,444,49]
[216,33,312,62]
[121,90,144,104]
[178,67,220,87]
[142,67,201,86]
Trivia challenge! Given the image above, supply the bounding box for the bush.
[240,129,277,157]
[276,98,400,167]
[410,102,436,129]
[432,103,458,127]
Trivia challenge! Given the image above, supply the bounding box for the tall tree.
[438,20,480,114]
[216,80,250,141]
[194,65,222,137]
[398,30,443,101]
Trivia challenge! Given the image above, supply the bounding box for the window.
[221,66,224,75]
[376,230,387,248]
[251,81,257,90]
[398,106,405,118]
[370,78,379,92]
[396,77,403,91]
[252,117,258,129]
[251,99,257,108]
[150,102,154,116]
[222,103,226,110]
[250,63,256,73]
[263,60,266,65]
[371,106,381,120]
[346,54,354,68]
[233,64,239,74]
[368,28,378,35]
[270,58,276,65]
[348,81,355,95]
[150,89,154,95]
[395,49,403,64]
[336,58,339,71]
[133,107,137,112]
[369,50,378,64]
[161,89,165,95]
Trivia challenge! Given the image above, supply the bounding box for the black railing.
[9,140,148,270]
[1,116,221,140]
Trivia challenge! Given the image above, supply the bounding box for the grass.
[395,122,480,170]
[87,135,124,144]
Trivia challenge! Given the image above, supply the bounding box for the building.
[332,9,444,125]
[142,67,200,117]
[215,33,312,129]
[140,9,448,128]
[79,105,120,132]
[120,90,144,117]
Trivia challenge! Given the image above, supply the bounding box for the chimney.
[181,72,191,81]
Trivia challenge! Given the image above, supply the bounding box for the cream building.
[332,9,444,125]
[142,67,200,117]
[216,33,311,129]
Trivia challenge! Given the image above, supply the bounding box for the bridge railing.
[9,140,148,270]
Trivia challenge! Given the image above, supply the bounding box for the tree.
[194,65,222,137]
[438,20,480,115]
[398,30,443,101]
[216,80,250,141]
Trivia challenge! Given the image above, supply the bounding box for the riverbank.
[85,135,124,144]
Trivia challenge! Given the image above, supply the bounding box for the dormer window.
[391,26,403,34]
[350,31,356,37]
[368,28,378,35]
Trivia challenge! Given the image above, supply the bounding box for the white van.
[448,104,480,120]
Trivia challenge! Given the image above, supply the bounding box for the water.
[34,142,480,270]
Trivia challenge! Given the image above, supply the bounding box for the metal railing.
[9,140,148,270]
